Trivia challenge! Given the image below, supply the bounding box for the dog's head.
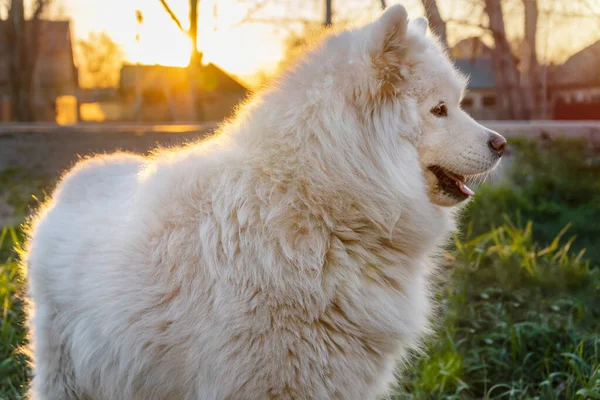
[363,5,506,207]
[285,5,506,208]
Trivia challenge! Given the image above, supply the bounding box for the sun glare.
[132,28,192,67]
[199,26,282,78]
[70,0,284,77]
[65,0,600,87]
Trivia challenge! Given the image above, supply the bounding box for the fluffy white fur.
[25,5,504,400]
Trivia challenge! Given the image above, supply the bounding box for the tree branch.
[421,0,448,49]
[232,0,269,27]
[32,0,49,20]
[159,0,185,33]
[236,16,316,26]
[446,18,491,32]
[234,0,315,28]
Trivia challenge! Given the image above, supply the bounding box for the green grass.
[465,137,600,264]
[0,167,51,220]
[1,221,599,399]
[0,227,28,399]
[395,218,600,399]
[1,138,599,398]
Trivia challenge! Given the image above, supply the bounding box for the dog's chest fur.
[135,162,452,399]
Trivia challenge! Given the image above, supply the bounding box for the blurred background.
[1,0,599,399]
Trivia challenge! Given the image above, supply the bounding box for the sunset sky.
[61,0,307,82]
[49,0,600,85]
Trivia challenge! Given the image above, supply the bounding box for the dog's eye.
[430,102,448,117]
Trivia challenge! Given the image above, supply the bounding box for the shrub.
[463,137,600,265]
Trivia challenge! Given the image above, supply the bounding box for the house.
[448,38,506,119]
[452,37,600,120]
[119,62,248,122]
[453,58,502,120]
[549,41,600,120]
[0,20,79,122]
[451,37,493,60]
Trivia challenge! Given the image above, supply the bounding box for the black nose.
[488,132,507,157]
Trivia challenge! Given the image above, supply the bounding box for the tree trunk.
[188,0,202,121]
[324,0,333,27]
[420,0,448,50]
[484,0,526,119]
[523,0,541,118]
[5,0,47,122]
[379,0,386,10]
[6,0,34,121]
[158,0,203,121]
[189,0,199,56]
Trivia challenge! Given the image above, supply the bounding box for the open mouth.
[427,165,476,202]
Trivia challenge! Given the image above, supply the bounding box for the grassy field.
[0,227,28,399]
[1,138,599,399]
[395,220,600,399]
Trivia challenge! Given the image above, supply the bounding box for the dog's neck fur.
[219,79,455,261]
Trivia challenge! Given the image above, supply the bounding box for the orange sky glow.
[62,0,287,85]
[53,0,600,87]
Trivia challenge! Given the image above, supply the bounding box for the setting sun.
[64,0,284,82]
[133,29,192,68]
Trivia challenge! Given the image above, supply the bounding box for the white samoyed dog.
[25,4,506,400]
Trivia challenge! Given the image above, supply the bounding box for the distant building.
[0,20,79,122]
[452,37,600,120]
[451,38,506,120]
[453,58,503,120]
[451,37,493,60]
[550,41,600,120]
[119,62,248,122]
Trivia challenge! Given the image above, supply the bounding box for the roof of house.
[120,63,247,94]
[0,20,77,91]
[200,63,247,93]
[453,58,496,89]
[120,65,188,91]
[451,37,493,60]
[552,40,600,86]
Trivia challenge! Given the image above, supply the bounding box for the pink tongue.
[457,181,475,196]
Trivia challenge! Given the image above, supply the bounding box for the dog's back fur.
[25,5,494,399]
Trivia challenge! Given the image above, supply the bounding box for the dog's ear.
[411,17,428,36]
[369,4,409,57]
[368,4,411,93]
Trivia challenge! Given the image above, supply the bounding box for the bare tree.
[3,0,52,121]
[483,0,529,119]
[426,0,534,118]
[420,0,448,49]
[522,0,541,117]
[77,32,125,88]
[159,0,200,64]
[234,0,315,30]
[324,0,333,26]
[158,0,202,119]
